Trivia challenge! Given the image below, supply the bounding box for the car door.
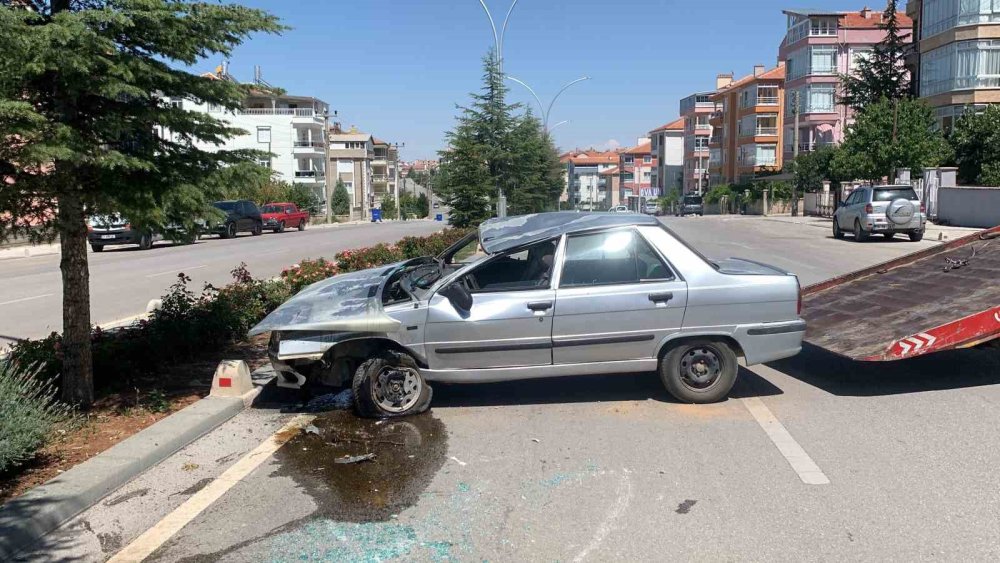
[839,190,860,228]
[552,228,688,364]
[424,238,558,370]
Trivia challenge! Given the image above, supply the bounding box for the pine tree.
[330,179,351,216]
[840,1,912,111]
[0,1,283,406]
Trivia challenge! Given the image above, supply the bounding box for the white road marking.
[145,264,207,279]
[572,469,633,562]
[449,456,467,466]
[743,397,830,485]
[108,414,315,563]
[0,293,54,307]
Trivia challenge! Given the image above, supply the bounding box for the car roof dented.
[479,212,658,254]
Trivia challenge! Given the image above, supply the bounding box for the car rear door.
[552,228,687,364]
[424,239,558,371]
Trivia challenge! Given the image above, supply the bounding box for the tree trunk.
[58,192,94,407]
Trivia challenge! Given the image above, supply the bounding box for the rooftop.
[782,8,912,29]
[479,212,659,254]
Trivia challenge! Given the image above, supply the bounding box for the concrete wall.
[937,186,1000,228]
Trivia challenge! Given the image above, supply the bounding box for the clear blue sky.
[214,0,867,160]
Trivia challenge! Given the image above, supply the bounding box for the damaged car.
[250,212,805,417]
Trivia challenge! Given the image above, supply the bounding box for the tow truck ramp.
[801,226,1000,361]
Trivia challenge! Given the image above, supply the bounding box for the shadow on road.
[769,342,1000,397]
[430,368,783,408]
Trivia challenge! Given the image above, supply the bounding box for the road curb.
[0,243,60,261]
[0,389,259,559]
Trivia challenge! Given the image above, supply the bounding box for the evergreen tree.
[330,179,351,216]
[0,1,282,406]
[840,1,912,111]
[436,52,564,226]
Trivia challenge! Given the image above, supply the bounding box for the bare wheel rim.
[678,347,723,391]
[371,365,422,413]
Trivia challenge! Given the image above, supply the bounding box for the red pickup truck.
[260,202,309,233]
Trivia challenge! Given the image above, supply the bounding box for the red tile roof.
[600,166,619,176]
[569,151,620,166]
[711,65,785,99]
[841,10,912,29]
[650,117,685,133]
[622,142,652,156]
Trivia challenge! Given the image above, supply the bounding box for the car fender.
[655,329,746,361]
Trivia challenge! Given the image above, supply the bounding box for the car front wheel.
[659,339,738,404]
[91,244,104,252]
[276,221,285,233]
[222,222,236,239]
[833,218,844,239]
[138,233,153,250]
[252,221,263,236]
[353,352,432,418]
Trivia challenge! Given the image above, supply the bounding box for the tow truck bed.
[801,226,1000,361]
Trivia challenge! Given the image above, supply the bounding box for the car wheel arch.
[656,333,745,363]
[322,336,428,370]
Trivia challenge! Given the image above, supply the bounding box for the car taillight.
[796,277,802,315]
[920,202,926,213]
[865,203,873,214]
[123,223,131,230]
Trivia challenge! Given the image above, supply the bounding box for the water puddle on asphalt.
[274,410,447,522]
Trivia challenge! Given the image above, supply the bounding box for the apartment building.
[162,86,330,205]
[564,150,620,210]
[648,118,685,195]
[370,138,401,207]
[680,86,725,195]
[619,140,656,203]
[709,64,786,186]
[329,126,374,220]
[907,0,1000,130]
[778,7,913,160]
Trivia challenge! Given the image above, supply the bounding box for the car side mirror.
[439,282,473,313]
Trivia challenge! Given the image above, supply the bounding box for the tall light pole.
[548,120,570,133]
[392,142,405,220]
[478,0,520,217]
[505,75,591,132]
[320,108,338,224]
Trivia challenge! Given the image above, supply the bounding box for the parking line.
[108,414,315,563]
[743,397,830,485]
[0,293,53,307]
[145,264,207,279]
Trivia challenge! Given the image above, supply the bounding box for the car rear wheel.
[659,339,738,404]
[909,230,924,242]
[353,352,432,418]
[91,244,104,252]
[883,232,895,240]
[833,218,844,239]
[252,221,263,236]
[138,233,153,250]
[298,219,306,231]
[276,221,285,233]
[854,220,869,242]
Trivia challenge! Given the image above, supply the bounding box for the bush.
[331,180,351,216]
[335,243,404,273]
[0,362,71,473]
[380,197,398,220]
[282,258,340,294]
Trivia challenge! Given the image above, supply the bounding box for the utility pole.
[478,0,520,218]
[322,109,337,224]
[392,142,405,220]
[791,90,800,216]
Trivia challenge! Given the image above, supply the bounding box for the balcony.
[758,97,780,106]
[293,170,325,182]
[372,174,388,185]
[293,140,325,155]
[756,127,779,137]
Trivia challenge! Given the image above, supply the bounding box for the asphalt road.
[20,215,1000,562]
[0,221,444,348]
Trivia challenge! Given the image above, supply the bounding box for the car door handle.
[648,292,674,303]
[527,301,553,312]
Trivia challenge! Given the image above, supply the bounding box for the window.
[694,137,710,150]
[755,144,778,166]
[643,155,652,164]
[169,99,183,110]
[624,155,634,164]
[257,126,271,143]
[740,88,754,108]
[807,85,836,112]
[207,103,222,113]
[256,157,271,169]
[468,239,557,292]
[851,48,874,71]
[560,230,672,288]
[757,85,780,105]
[810,46,837,75]
[873,187,918,202]
[921,39,1000,95]
[696,115,711,129]
[810,18,837,36]
[923,0,1000,38]
[756,114,779,136]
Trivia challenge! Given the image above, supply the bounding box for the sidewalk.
[762,214,983,241]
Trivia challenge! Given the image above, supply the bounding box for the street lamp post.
[392,142,405,220]
[320,108,338,224]
[478,0,520,218]
[505,75,591,133]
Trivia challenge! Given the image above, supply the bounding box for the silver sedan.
[251,212,805,417]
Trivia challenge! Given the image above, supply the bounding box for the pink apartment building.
[679,91,717,194]
[620,141,657,201]
[778,7,913,161]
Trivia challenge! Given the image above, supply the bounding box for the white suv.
[833,185,926,242]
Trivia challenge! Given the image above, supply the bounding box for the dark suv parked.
[211,200,263,238]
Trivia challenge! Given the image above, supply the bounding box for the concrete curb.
[0,243,60,262]
[0,389,259,559]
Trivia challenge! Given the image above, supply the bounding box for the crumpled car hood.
[248,263,405,336]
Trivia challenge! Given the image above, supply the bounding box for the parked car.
[643,201,660,215]
[87,216,161,252]
[250,212,805,418]
[677,195,704,216]
[610,205,630,213]
[261,202,309,233]
[210,200,263,238]
[833,185,926,242]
